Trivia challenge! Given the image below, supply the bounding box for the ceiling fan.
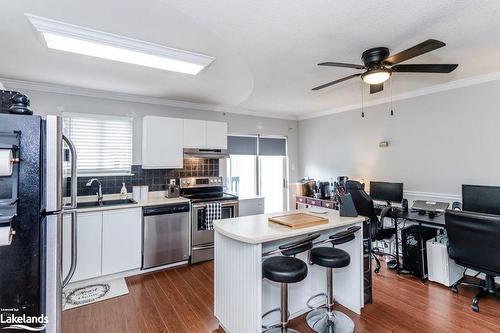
[312,39,458,94]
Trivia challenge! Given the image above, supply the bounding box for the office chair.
[445,210,500,312]
[345,180,397,273]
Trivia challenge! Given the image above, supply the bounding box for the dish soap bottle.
[120,183,128,199]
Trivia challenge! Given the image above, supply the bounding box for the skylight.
[25,14,215,75]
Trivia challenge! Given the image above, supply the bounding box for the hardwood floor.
[62,261,500,333]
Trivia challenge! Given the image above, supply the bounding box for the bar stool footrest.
[307,292,328,310]
[262,307,290,331]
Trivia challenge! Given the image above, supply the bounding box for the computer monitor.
[370,181,404,203]
[462,184,500,215]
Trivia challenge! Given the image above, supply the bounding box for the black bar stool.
[305,226,361,333]
[262,233,320,333]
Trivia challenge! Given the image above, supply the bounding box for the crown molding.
[298,70,500,120]
[0,77,297,120]
[4,69,500,122]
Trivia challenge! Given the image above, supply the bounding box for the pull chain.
[361,82,365,118]
[390,76,394,116]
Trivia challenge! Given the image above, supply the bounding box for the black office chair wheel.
[471,300,480,312]
[451,285,459,294]
[372,254,381,274]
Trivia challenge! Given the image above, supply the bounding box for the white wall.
[21,89,299,206]
[298,79,500,198]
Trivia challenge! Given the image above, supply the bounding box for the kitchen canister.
[132,186,141,202]
[140,185,149,201]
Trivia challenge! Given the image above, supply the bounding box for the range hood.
[183,148,229,159]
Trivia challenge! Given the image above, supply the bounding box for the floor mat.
[63,278,129,310]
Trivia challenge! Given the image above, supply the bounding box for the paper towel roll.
[0,227,13,246]
[0,149,14,176]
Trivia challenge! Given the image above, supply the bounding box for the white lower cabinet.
[101,208,142,275]
[63,211,102,283]
[63,207,142,283]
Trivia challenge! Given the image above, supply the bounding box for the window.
[226,155,257,197]
[226,135,288,213]
[63,113,133,176]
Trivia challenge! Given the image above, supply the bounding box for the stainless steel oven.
[180,177,239,263]
[191,200,239,263]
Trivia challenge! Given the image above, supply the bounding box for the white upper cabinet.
[183,119,227,149]
[183,119,206,148]
[206,121,228,149]
[142,116,183,169]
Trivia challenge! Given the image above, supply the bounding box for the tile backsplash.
[74,158,220,196]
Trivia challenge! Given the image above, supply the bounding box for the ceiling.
[1,0,500,119]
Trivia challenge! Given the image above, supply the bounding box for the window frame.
[225,134,289,210]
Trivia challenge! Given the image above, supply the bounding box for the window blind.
[258,137,287,156]
[63,113,133,175]
[228,136,258,155]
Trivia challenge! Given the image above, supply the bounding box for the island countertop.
[213,208,366,244]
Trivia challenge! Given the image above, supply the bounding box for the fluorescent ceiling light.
[25,14,214,75]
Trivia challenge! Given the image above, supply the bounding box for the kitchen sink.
[77,198,137,209]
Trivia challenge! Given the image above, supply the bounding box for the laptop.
[411,200,449,212]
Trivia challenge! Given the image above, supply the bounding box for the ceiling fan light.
[361,69,391,85]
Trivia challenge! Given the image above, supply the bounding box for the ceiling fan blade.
[318,62,365,70]
[391,64,458,73]
[384,39,446,65]
[312,73,361,91]
[370,83,384,94]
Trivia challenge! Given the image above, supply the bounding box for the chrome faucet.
[86,178,103,204]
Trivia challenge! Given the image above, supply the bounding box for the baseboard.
[70,260,189,285]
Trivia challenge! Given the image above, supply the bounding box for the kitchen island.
[213,209,367,333]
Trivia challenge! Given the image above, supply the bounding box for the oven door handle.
[192,200,239,209]
[192,244,214,250]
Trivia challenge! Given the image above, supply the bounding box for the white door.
[206,121,228,149]
[142,116,183,168]
[259,156,287,213]
[101,208,142,275]
[63,211,102,282]
[183,119,206,148]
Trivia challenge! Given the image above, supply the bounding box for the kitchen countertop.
[213,208,366,244]
[75,192,190,213]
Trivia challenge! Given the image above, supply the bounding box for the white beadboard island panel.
[215,231,263,333]
[214,209,366,332]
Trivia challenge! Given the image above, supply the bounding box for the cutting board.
[269,213,328,229]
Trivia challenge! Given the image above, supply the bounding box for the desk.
[384,209,445,281]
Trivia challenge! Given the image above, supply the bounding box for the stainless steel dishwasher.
[142,202,190,269]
